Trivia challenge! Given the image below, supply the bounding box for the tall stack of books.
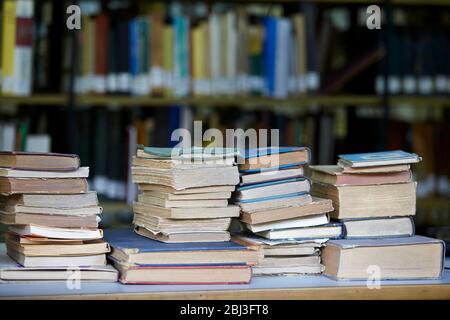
[311,150,445,280]
[107,147,260,284]
[0,151,117,282]
[232,147,341,276]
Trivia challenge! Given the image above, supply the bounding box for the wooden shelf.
[1,94,449,108]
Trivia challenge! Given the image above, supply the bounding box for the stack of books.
[311,150,445,280]
[0,151,117,282]
[131,147,240,243]
[232,147,341,276]
[105,229,260,284]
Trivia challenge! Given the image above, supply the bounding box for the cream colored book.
[133,202,240,219]
[133,214,231,233]
[7,250,107,267]
[0,205,102,216]
[239,194,312,213]
[0,167,89,178]
[142,190,232,200]
[133,155,234,169]
[9,225,103,240]
[0,192,99,208]
[137,194,228,208]
[253,264,324,276]
[259,255,320,267]
[135,226,231,243]
[138,184,236,194]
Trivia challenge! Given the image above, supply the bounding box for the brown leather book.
[95,12,109,77]
[0,177,88,195]
[0,152,80,171]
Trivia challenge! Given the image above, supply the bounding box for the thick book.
[0,212,99,228]
[0,177,88,195]
[0,192,98,208]
[5,233,110,256]
[338,150,421,168]
[0,204,101,216]
[341,216,415,238]
[340,164,410,174]
[104,228,261,265]
[0,254,117,282]
[7,249,107,267]
[8,225,103,240]
[256,223,343,240]
[245,213,329,233]
[234,178,310,202]
[0,167,89,178]
[0,151,80,171]
[237,147,310,172]
[114,263,251,285]
[309,165,412,186]
[133,202,240,219]
[135,227,231,243]
[240,167,304,186]
[322,236,445,280]
[133,154,235,169]
[312,182,416,219]
[238,193,312,213]
[137,194,228,208]
[240,196,333,225]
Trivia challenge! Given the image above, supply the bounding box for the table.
[1,259,449,300]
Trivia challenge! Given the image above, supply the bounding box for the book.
[240,167,304,186]
[0,151,80,171]
[5,234,110,256]
[8,225,103,240]
[7,250,107,267]
[133,155,234,169]
[137,184,235,194]
[0,167,89,178]
[234,178,310,202]
[237,147,310,172]
[114,263,252,285]
[0,254,118,282]
[245,213,329,233]
[253,265,324,276]
[132,165,239,190]
[338,150,421,168]
[104,228,261,265]
[0,204,102,216]
[312,182,416,219]
[309,165,412,186]
[0,192,99,208]
[1,0,17,95]
[135,228,231,243]
[339,164,410,174]
[256,223,343,240]
[258,255,320,267]
[322,236,445,280]
[137,194,228,208]
[0,212,99,228]
[341,216,415,239]
[240,196,333,225]
[141,147,237,160]
[133,202,239,219]
[0,177,88,195]
[142,190,232,200]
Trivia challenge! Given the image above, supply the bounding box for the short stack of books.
[311,150,445,280]
[131,147,240,243]
[105,228,260,284]
[232,147,342,276]
[0,151,117,282]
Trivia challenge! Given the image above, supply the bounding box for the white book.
[9,225,103,240]
[7,250,106,267]
[256,224,342,240]
[246,213,329,233]
[0,167,89,178]
[274,18,290,98]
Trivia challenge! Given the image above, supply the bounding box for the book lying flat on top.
[0,151,80,171]
[322,236,445,280]
[238,193,313,214]
[341,216,415,239]
[132,165,239,190]
[133,202,240,219]
[0,212,100,228]
[104,228,261,265]
[133,155,235,169]
[0,254,118,282]
[8,225,103,240]
[312,182,416,219]
[240,167,305,186]
[338,150,421,168]
[114,264,252,285]
[141,147,237,160]
[0,167,89,178]
[309,165,412,186]
[133,214,231,234]
[240,197,333,225]
[0,177,88,195]
[244,213,329,233]
[137,184,236,194]
[137,194,229,208]
[5,233,110,256]
[234,178,310,202]
[7,250,107,267]
[0,192,99,208]
[237,147,310,172]
[256,223,343,240]
[135,227,231,243]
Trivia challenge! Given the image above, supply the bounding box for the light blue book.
[142,146,237,159]
[338,150,421,168]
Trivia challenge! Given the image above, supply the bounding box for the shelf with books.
[0,94,67,106]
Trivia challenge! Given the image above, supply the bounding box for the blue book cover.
[128,19,138,77]
[238,146,308,159]
[236,177,307,191]
[263,17,276,96]
[339,150,420,166]
[235,192,309,204]
[104,228,248,253]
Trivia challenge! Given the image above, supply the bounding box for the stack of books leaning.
[107,147,260,284]
[0,151,117,282]
[310,150,445,280]
[232,147,342,276]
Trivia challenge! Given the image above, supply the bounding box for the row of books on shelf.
[0,148,446,284]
